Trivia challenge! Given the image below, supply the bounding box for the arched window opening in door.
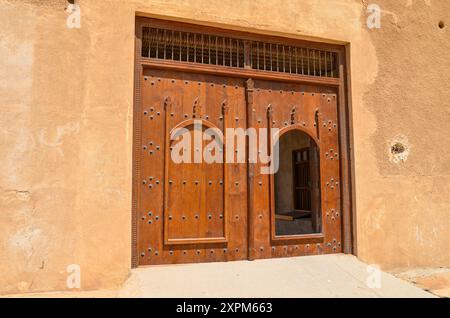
[274,129,322,236]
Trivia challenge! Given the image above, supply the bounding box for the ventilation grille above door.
[250,41,338,78]
[142,27,245,68]
[141,27,339,78]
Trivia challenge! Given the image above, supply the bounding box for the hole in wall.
[65,0,75,11]
[438,21,445,29]
[388,135,410,164]
[391,143,406,155]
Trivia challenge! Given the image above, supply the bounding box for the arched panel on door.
[164,119,227,245]
[271,128,322,239]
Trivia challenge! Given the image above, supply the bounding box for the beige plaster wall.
[0,0,449,294]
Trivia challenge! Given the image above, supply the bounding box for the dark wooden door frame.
[132,17,356,267]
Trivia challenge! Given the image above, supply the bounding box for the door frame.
[132,16,356,267]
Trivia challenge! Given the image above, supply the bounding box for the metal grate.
[141,27,339,78]
[250,42,338,78]
[142,27,245,68]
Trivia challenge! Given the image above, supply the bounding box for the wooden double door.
[135,68,342,266]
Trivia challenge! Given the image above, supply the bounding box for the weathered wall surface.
[0,0,449,294]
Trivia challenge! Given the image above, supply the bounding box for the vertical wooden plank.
[245,78,256,260]
[337,48,354,254]
[132,19,144,268]
[310,140,321,233]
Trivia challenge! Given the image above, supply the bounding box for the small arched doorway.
[274,129,321,236]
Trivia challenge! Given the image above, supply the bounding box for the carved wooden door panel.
[136,71,342,265]
[247,79,342,260]
[136,69,248,265]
